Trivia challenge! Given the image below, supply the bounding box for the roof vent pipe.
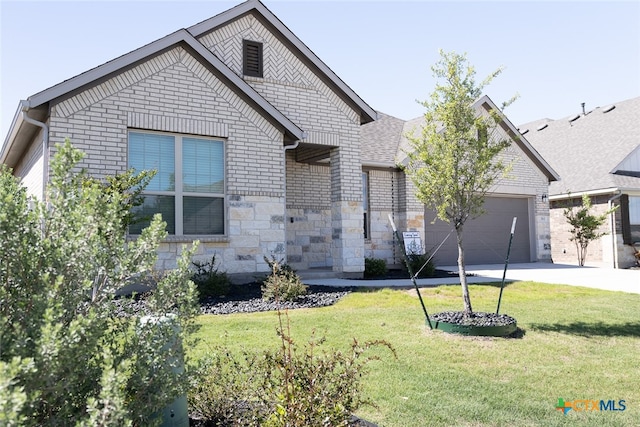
[581,102,586,115]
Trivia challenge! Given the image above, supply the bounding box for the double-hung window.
[128,130,225,236]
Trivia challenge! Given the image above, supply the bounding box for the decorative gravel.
[199,284,352,315]
[431,310,517,327]
[112,284,353,317]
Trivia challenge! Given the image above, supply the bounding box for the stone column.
[330,145,364,277]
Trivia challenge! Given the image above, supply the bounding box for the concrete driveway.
[303,263,640,294]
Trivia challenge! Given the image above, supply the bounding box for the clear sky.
[1,0,639,140]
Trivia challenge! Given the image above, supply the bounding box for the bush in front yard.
[191,254,232,300]
[405,252,436,278]
[261,256,307,301]
[0,140,199,426]
[364,257,388,278]
[188,311,396,426]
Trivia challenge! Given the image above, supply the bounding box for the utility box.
[140,315,189,427]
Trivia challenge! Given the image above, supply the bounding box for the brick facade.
[20,10,367,279]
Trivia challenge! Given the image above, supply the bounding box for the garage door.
[423,197,531,266]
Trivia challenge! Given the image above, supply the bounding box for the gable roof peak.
[188,0,376,124]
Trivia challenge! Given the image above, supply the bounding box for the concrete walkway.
[301,263,640,294]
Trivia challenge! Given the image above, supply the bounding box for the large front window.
[128,130,225,235]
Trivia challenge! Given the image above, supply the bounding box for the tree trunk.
[456,225,473,315]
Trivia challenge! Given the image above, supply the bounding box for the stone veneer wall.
[365,169,401,266]
[285,158,331,270]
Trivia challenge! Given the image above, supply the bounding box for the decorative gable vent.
[243,40,263,77]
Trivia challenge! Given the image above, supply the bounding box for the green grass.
[190,282,640,426]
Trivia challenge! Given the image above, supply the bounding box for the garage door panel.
[424,197,530,265]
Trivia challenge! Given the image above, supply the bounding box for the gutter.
[608,191,623,268]
[549,188,622,201]
[20,100,49,201]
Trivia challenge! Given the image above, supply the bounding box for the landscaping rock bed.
[113,283,354,316]
[431,311,517,327]
[431,311,518,337]
[199,283,352,315]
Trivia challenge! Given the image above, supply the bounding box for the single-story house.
[1,0,559,280]
[519,96,640,268]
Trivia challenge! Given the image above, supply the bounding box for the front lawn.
[191,281,640,426]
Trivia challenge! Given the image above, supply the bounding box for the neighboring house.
[1,0,558,280]
[519,96,640,268]
[361,96,559,268]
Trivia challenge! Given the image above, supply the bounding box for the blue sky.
[1,0,639,140]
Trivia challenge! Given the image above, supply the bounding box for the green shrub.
[188,311,396,427]
[261,256,307,301]
[405,252,436,278]
[191,255,232,300]
[0,140,198,426]
[364,257,388,278]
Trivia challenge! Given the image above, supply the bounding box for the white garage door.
[423,197,531,266]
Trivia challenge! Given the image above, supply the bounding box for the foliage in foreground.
[189,310,395,426]
[0,140,199,426]
[261,256,307,301]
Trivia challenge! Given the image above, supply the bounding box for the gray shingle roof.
[362,95,559,183]
[360,112,405,166]
[519,96,640,197]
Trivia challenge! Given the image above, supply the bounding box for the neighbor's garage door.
[424,197,531,265]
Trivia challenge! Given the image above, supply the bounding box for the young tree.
[563,194,616,266]
[405,50,515,315]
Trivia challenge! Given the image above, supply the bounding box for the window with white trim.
[128,130,225,235]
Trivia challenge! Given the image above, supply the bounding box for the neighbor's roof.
[362,95,559,183]
[2,0,376,166]
[519,96,640,197]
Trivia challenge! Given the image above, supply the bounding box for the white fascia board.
[17,28,304,143]
[1,104,25,164]
[477,95,560,182]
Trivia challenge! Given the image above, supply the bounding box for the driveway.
[302,263,640,294]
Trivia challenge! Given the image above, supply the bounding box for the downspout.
[282,140,300,263]
[20,100,49,202]
[608,190,623,268]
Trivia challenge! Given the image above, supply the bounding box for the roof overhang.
[550,187,640,201]
[477,95,560,182]
[2,22,308,168]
